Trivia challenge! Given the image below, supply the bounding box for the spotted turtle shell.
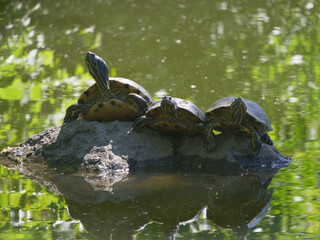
[78,77,154,122]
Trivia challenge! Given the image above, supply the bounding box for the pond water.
[0,0,319,239]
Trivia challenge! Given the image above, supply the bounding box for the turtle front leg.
[204,122,217,152]
[248,128,262,157]
[261,133,273,146]
[132,116,153,132]
[126,93,149,116]
[63,103,89,124]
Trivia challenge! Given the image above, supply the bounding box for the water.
[0,0,319,239]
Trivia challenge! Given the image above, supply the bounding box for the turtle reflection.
[65,171,275,239]
[207,173,273,239]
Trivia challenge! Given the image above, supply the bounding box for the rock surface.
[0,119,291,173]
[179,133,291,171]
[1,120,173,173]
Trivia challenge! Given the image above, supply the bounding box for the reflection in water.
[207,174,273,239]
[54,171,276,239]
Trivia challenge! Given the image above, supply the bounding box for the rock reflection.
[61,171,275,239]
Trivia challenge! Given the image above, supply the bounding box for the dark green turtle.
[133,96,205,136]
[204,97,273,156]
[63,52,154,124]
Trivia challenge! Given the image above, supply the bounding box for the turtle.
[63,52,154,124]
[204,97,273,156]
[132,96,205,136]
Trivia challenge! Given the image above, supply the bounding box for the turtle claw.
[132,116,151,132]
[63,103,85,124]
[132,120,144,132]
[63,114,77,124]
[132,124,142,132]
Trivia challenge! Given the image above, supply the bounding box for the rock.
[1,120,173,173]
[179,133,291,171]
[0,120,291,174]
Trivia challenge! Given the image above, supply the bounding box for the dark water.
[0,0,319,239]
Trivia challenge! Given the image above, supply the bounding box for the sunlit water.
[0,0,319,239]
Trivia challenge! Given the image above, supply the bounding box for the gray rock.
[179,133,291,171]
[1,120,173,173]
[0,120,291,174]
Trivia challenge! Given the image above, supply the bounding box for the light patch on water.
[290,55,304,65]
[293,196,303,202]
[253,228,263,232]
[22,17,31,27]
[219,2,227,10]
[28,29,35,38]
[37,34,45,48]
[6,23,14,30]
[181,15,187,20]
[217,21,224,35]
[83,25,95,33]
[305,2,314,9]
[287,85,295,93]
[26,49,38,65]
[309,127,317,141]
[272,27,281,35]
[5,55,15,64]
[256,9,269,23]
[155,89,168,98]
[17,2,22,9]
[307,82,318,90]
[289,97,298,103]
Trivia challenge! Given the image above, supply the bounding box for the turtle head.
[85,52,109,86]
[229,97,247,125]
[161,96,179,121]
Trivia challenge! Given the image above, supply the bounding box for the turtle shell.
[78,77,154,122]
[206,96,273,134]
[146,97,205,135]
